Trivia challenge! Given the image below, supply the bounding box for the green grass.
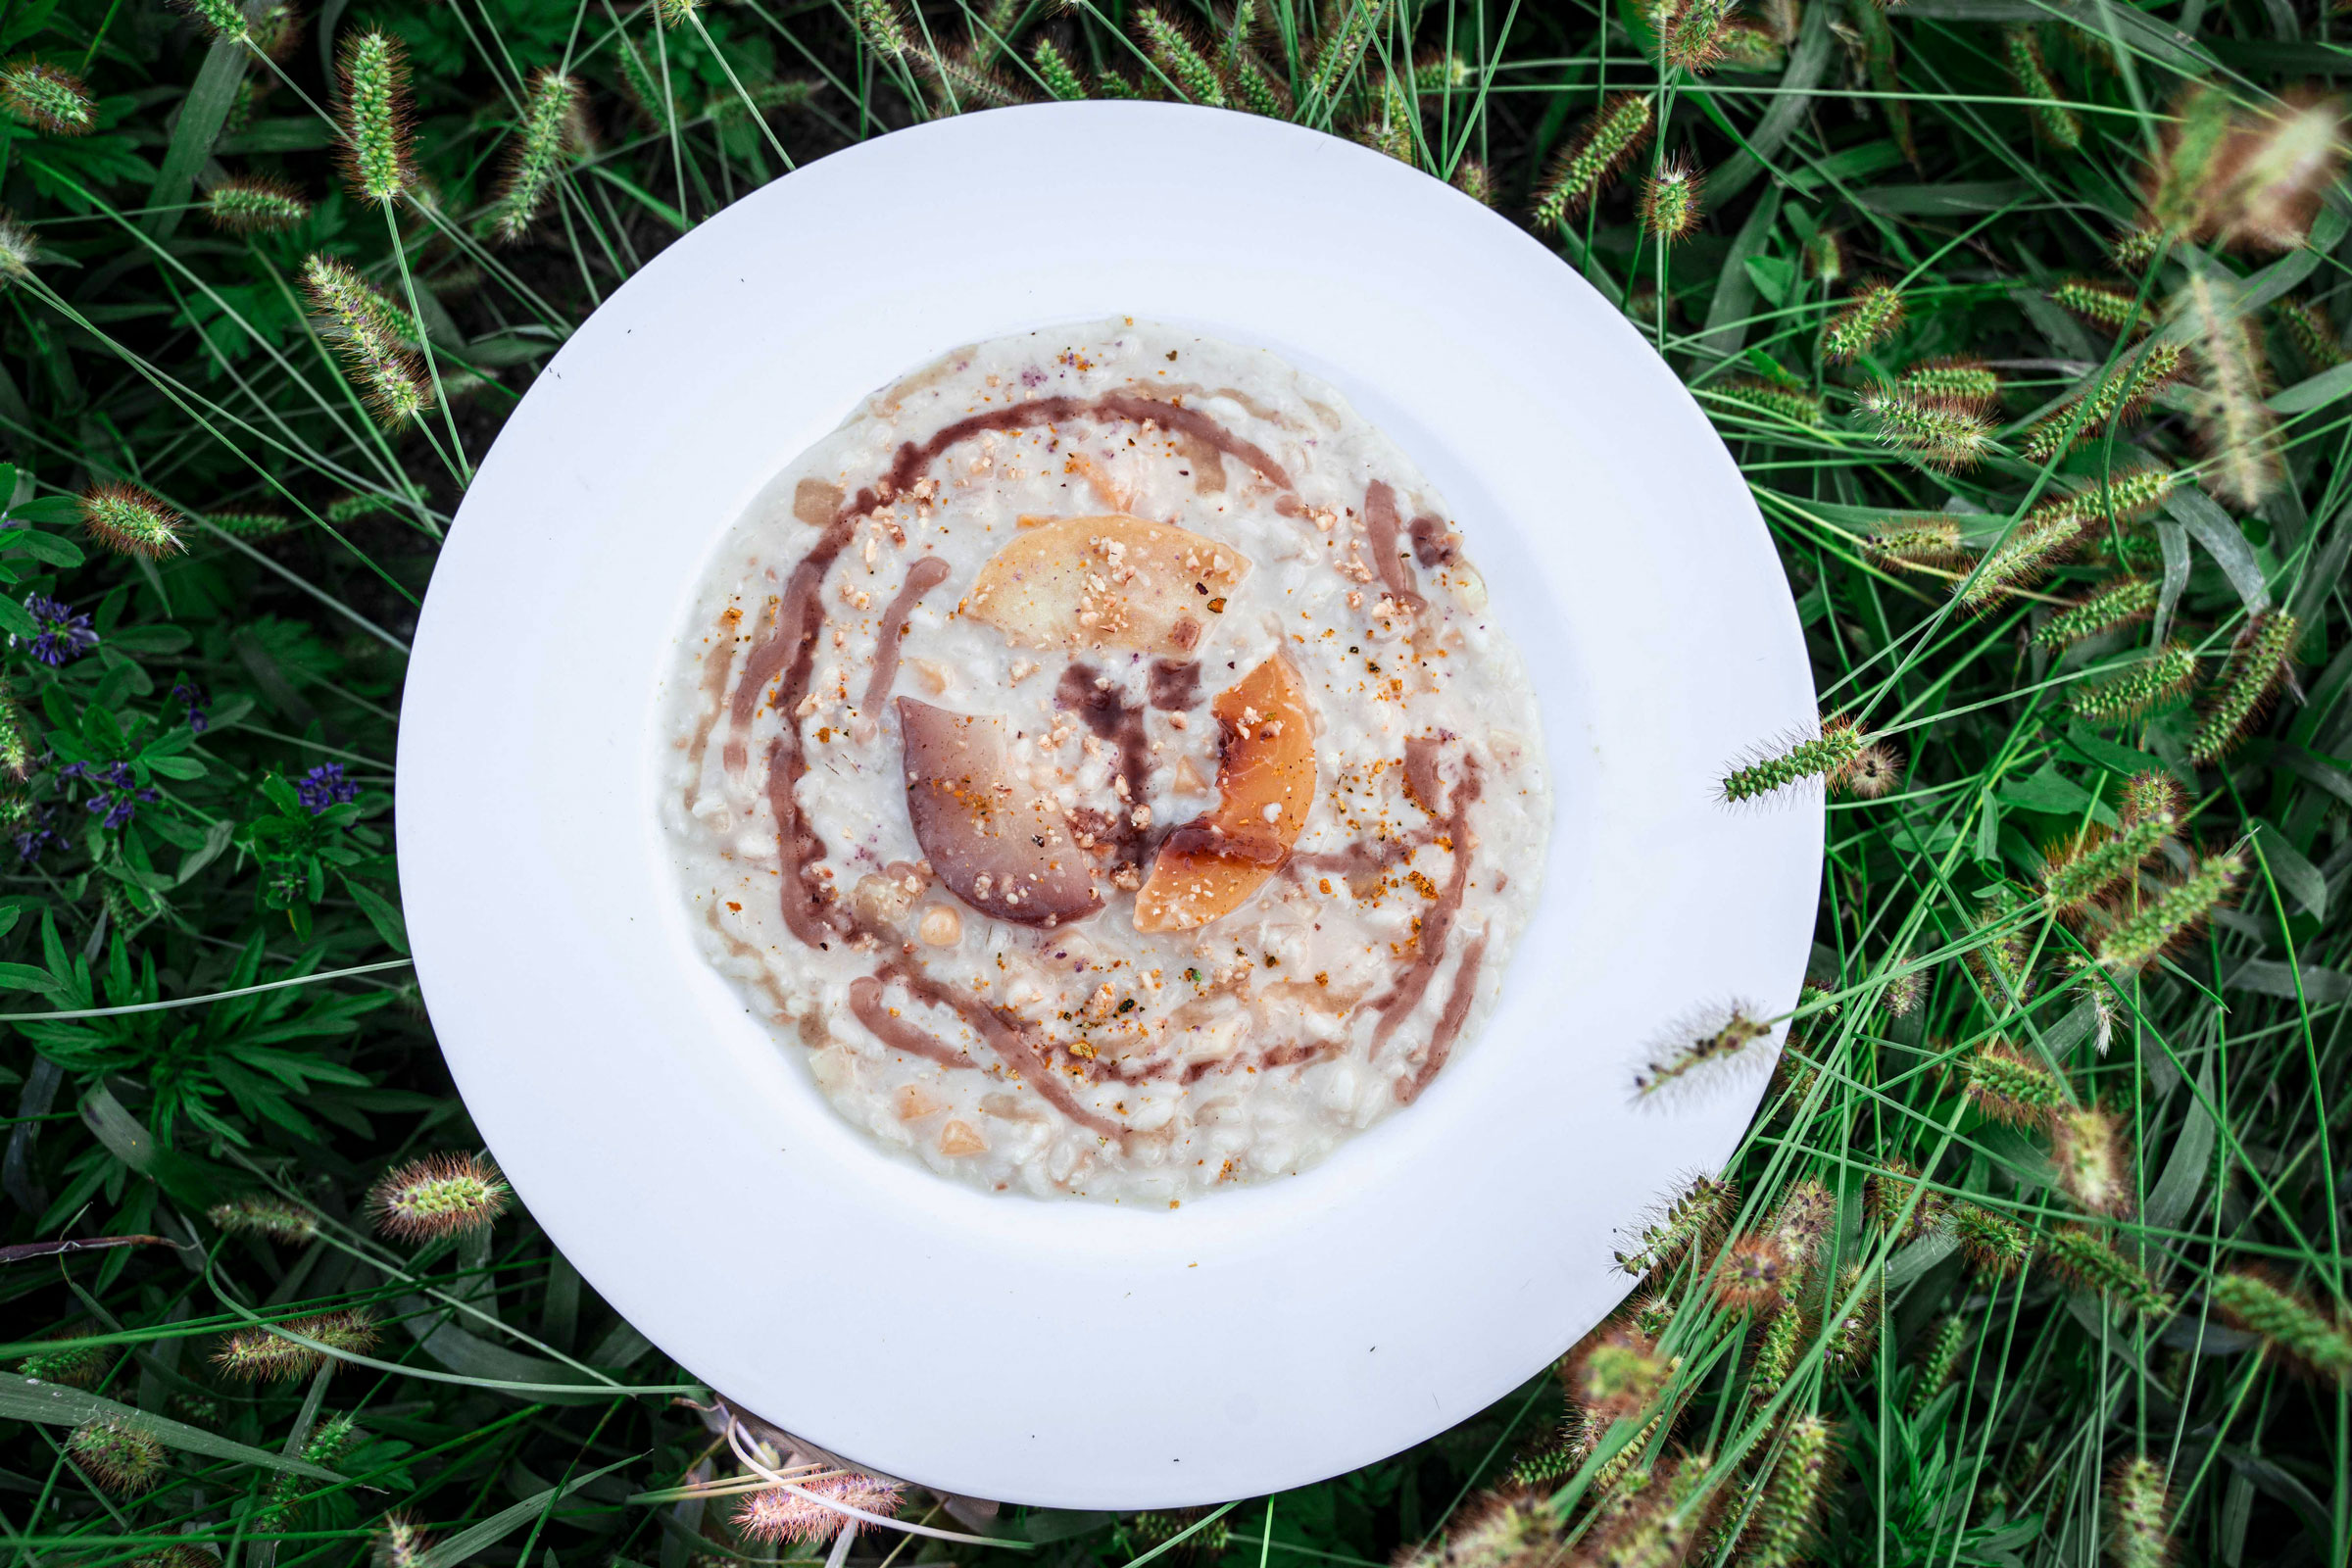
[0,1,2347,1566]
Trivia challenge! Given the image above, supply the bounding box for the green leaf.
[2061,726,2166,778]
[345,878,410,955]
[79,1083,233,1210]
[0,960,59,993]
[0,595,37,639]
[144,755,208,781]
[1743,255,1796,308]
[2147,1057,2216,1231]
[2,527,81,566]
[2225,958,2352,1004]
[2251,819,2327,918]
[0,1376,347,1480]
[2268,359,2352,414]
[1994,765,2092,815]
[142,36,247,239]
[2162,487,2272,613]
[415,1454,641,1568]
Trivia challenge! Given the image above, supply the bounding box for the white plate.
[397,102,1820,1509]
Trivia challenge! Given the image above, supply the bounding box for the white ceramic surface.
[396,101,1822,1509]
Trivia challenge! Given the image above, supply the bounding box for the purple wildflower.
[296,763,359,814]
[62,760,157,829]
[170,681,209,733]
[21,595,95,666]
[12,804,53,861]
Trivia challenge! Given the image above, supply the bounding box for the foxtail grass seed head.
[1821,280,1904,364]
[2062,466,2180,530]
[1825,1264,1884,1376]
[1714,1232,1794,1311]
[1714,17,1785,71]
[1881,965,1924,1016]
[1951,1200,2035,1278]
[1908,1315,1967,1416]
[736,1473,907,1544]
[1396,1485,1561,1568]
[0,682,32,779]
[1748,1299,1805,1395]
[0,210,36,281]
[1864,1157,1946,1243]
[2202,92,2348,251]
[2122,770,2186,827]
[1299,0,1387,109]
[1964,1039,2070,1126]
[653,0,698,26]
[2108,1457,2173,1568]
[18,1333,111,1388]
[489,71,584,243]
[1029,37,1087,101]
[215,1308,378,1381]
[1616,1171,1737,1274]
[2111,221,2165,271]
[1895,356,2001,416]
[179,0,252,42]
[2273,295,2341,368]
[1655,0,1732,74]
[1563,1322,1672,1418]
[2052,1104,2134,1215]
[2180,271,2283,508]
[1131,1508,1234,1555]
[2043,1225,2175,1317]
[2004,27,2082,149]
[208,1192,320,1243]
[1865,518,1971,573]
[68,1418,167,1494]
[1770,1178,1838,1263]
[1839,740,1904,799]
[2042,814,2175,916]
[2035,576,2160,648]
[2071,643,2198,723]
[2096,850,2243,974]
[2190,611,2298,760]
[853,0,914,56]
[2052,278,2150,336]
[204,175,310,233]
[1530,93,1653,231]
[1804,227,1845,283]
[1632,1005,1770,1097]
[1715,376,1825,429]
[1640,159,1702,242]
[336,31,415,204]
[2210,1270,2352,1383]
[207,510,294,539]
[368,1152,508,1241]
[1962,511,2083,612]
[374,1514,430,1568]
[1,59,93,135]
[302,254,431,428]
[256,1414,359,1531]
[2019,341,2182,462]
[1136,8,1227,108]
[1585,1450,1715,1568]
[1721,713,1862,803]
[80,482,183,559]
[1743,1415,1835,1568]
[1963,885,2035,1008]
[1860,386,1992,472]
[2149,83,2236,236]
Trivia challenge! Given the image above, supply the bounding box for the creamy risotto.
[662,320,1550,1201]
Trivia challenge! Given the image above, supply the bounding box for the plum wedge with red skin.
[896,697,1102,928]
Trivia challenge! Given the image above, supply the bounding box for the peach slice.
[1135,653,1316,932]
[898,698,1102,928]
[966,514,1250,655]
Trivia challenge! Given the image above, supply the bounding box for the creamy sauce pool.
[662,320,1550,1201]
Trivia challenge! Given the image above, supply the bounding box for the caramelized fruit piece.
[966,514,1250,654]
[1135,653,1316,932]
[898,698,1101,927]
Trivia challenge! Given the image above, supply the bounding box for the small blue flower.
[20,594,96,666]
[170,681,209,733]
[13,805,53,862]
[63,760,155,829]
[296,762,359,815]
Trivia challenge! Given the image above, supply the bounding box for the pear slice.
[966,514,1250,655]
[898,698,1102,928]
[1135,653,1316,932]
